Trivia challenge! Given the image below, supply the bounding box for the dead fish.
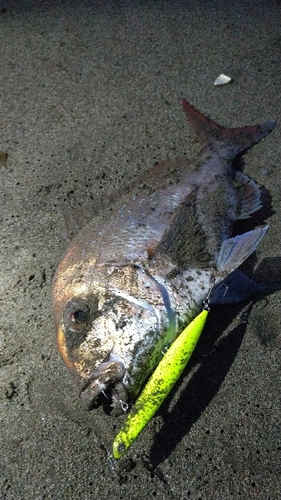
[52,100,275,414]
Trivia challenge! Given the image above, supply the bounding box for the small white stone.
[214,74,232,85]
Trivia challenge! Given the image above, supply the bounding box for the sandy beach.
[0,1,280,498]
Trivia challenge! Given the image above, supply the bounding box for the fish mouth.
[79,357,129,414]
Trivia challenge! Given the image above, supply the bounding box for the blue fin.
[209,269,264,305]
[216,226,268,276]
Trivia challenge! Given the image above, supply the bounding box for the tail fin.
[182,99,275,159]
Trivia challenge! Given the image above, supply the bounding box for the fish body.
[52,100,275,414]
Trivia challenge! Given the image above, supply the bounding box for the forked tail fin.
[182,99,275,159]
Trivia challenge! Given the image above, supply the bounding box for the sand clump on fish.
[52,99,275,415]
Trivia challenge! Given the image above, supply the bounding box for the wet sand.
[0,1,280,498]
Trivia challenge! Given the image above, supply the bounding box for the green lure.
[112,306,209,460]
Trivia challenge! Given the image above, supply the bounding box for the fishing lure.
[112,303,210,460]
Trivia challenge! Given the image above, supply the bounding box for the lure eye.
[63,296,99,350]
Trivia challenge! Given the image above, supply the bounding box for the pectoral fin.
[216,226,268,276]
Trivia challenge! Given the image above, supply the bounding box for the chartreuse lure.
[112,305,209,460]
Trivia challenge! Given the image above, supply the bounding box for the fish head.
[52,252,169,413]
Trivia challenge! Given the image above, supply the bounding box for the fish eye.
[64,298,90,332]
[69,307,89,329]
[63,296,99,350]
[63,297,94,349]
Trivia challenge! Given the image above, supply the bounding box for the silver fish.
[52,100,275,414]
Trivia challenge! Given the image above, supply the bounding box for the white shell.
[214,74,232,86]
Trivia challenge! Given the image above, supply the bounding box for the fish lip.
[79,358,127,411]
[79,378,107,411]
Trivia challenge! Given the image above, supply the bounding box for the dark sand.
[0,1,280,498]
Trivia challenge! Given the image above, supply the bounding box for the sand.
[0,1,280,498]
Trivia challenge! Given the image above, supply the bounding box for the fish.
[52,99,275,415]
